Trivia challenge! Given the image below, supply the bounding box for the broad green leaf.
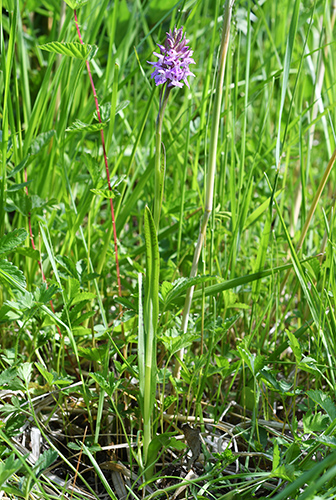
[0,258,26,289]
[33,449,58,477]
[237,346,265,376]
[17,362,32,385]
[39,41,97,60]
[7,191,32,216]
[70,291,96,306]
[4,414,26,437]
[35,362,53,386]
[90,372,120,398]
[93,100,130,122]
[272,443,280,470]
[0,454,22,487]
[162,275,214,307]
[0,229,27,256]
[303,411,329,433]
[29,130,56,155]
[160,330,199,356]
[66,119,107,133]
[0,367,18,387]
[287,330,302,363]
[34,283,60,304]
[307,389,336,421]
[63,0,89,8]
[55,255,78,279]
[78,345,109,363]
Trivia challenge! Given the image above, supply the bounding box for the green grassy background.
[1,0,336,498]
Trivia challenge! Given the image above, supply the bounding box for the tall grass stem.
[173,0,234,378]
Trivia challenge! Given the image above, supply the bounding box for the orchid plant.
[138,26,195,478]
[148,26,195,231]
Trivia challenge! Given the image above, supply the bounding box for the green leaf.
[237,346,265,376]
[307,389,336,421]
[287,330,302,363]
[90,371,120,398]
[66,119,107,133]
[143,206,160,408]
[0,453,22,487]
[160,328,198,356]
[272,442,280,470]
[29,130,56,155]
[63,0,89,8]
[7,180,32,192]
[0,229,27,256]
[93,100,130,122]
[70,291,96,306]
[35,362,54,386]
[17,362,32,385]
[303,410,329,433]
[34,283,60,304]
[0,259,26,289]
[55,255,78,279]
[0,367,18,387]
[162,275,214,307]
[33,449,58,477]
[4,414,26,437]
[39,41,97,60]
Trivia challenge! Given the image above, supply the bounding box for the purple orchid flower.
[148,26,196,89]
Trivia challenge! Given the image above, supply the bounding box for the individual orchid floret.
[148,26,196,89]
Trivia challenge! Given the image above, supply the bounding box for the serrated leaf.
[0,454,22,486]
[4,414,26,437]
[237,346,265,376]
[39,41,97,60]
[70,292,96,306]
[66,119,107,133]
[33,449,58,477]
[55,255,78,279]
[0,258,26,289]
[63,0,89,8]
[307,389,336,421]
[34,283,60,304]
[90,188,117,199]
[0,367,18,387]
[78,345,109,363]
[35,362,53,386]
[0,229,27,256]
[160,330,198,356]
[272,443,280,470]
[29,130,56,155]
[7,191,32,216]
[94,100,130,122]
[160,281,173,301]
[17,362,32,385]
[287,330,301,363]
[163,275,214,307]
[14,246,40,261]
[303,410,329,433]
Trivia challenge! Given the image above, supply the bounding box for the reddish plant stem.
[74,10,123,313]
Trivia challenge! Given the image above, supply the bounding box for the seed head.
[148,26,196,89]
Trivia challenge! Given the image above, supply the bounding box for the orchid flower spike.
[148,26,196,89]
